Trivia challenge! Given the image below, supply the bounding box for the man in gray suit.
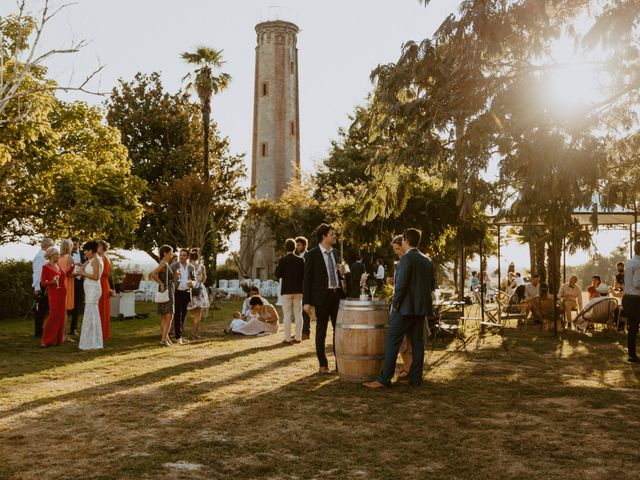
[364,228,435,388]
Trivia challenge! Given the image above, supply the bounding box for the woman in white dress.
[227,296,279,336]
[187,248,209,339]
[77,241,104,350]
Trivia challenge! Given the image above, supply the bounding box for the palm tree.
[181,47,231,181]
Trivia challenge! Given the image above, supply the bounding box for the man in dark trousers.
[364,228,435,388]
[169,248,195,345]
[295,236,311,340]
[303,224,345,373]
[349,253,366,298]
[275,238,305,344]
[69,237,87,336]
[623,240,640,363]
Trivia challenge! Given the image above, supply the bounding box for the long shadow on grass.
[0,341,312,421]
[3,326,640,480]
[0,315,243,381]
[94,334,640,480]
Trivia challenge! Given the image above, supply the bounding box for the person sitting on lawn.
[241,286,270,320]
[226,296,279,336]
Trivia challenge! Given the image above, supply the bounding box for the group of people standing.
[234,223,435,386]
[149,245,209,347]
[33,238,113,350]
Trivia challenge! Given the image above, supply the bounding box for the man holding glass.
[302,223,345,374]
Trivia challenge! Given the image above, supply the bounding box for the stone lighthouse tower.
[239,20,301,280]
[251,20,301,199]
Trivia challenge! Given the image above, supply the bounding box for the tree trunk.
[202,101,211,181]
[528,241,536,276]
[535,239,546,283]
[453,258,459,295]
[460,245,466,300]
[546,239,561,294]
[145,249,160,263]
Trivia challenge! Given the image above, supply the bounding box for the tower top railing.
[257,5,298,24]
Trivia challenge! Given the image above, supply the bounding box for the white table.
[110,291,136,318]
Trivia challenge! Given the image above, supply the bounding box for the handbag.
[191,265,203,296]
[154,262,170,304]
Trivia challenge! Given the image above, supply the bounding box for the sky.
[0,0,631,274]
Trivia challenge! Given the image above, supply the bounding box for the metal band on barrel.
[336,323,389,330]
[336,354,384,361]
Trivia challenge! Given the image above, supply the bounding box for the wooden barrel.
[335,299,390,383]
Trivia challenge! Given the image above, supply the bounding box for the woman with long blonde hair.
[59,239,75,335]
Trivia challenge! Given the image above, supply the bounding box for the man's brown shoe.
[318,367,331,374]
[302,334,310,340]
[363,380,385,389]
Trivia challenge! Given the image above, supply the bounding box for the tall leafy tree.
[181,47,231,181]
[0,17,143,244]
[45,101,145,244]
[106,72,248,264]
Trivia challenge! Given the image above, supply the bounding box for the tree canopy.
[0,16,143,244]
[106,72,249,262]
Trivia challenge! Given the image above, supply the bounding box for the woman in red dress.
[40,246,74,347]
[97,240,112,342]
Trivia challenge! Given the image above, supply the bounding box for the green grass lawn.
[0,301,639,479]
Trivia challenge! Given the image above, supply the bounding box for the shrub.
[0,260,34,320]
[214,266,239,281]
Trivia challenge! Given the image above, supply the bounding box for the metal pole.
[635,202,638,245]
[460,241,465,301]
[551,226,558,337]
[631,226,634,259]
[480,237,485,323]
[497,226,501,295]
[562,237,567,283]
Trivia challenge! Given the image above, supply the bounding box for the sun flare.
[543,29,610,111]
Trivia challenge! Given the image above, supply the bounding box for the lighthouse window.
[262,82,268,96]
[261,143,268,157]
[290,122,295,135]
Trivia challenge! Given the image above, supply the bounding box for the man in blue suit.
[364,228,435,388]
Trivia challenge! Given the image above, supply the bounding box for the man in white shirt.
[169,249,195,344]
[375,259,385,289]
[524,274,540,300]
[514,272,525,287]
[623,241,640,363]
[295,236,311,339]
[558,275,583,325]
[32,238,54,338]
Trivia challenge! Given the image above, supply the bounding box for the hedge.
[0,260,34,320]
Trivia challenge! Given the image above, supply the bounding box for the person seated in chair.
[574,284,613,332]
[506,285,530,318]
[530,283,563,332]
[559,275,582,326]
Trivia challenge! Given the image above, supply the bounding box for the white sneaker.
[176,338,188,345]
